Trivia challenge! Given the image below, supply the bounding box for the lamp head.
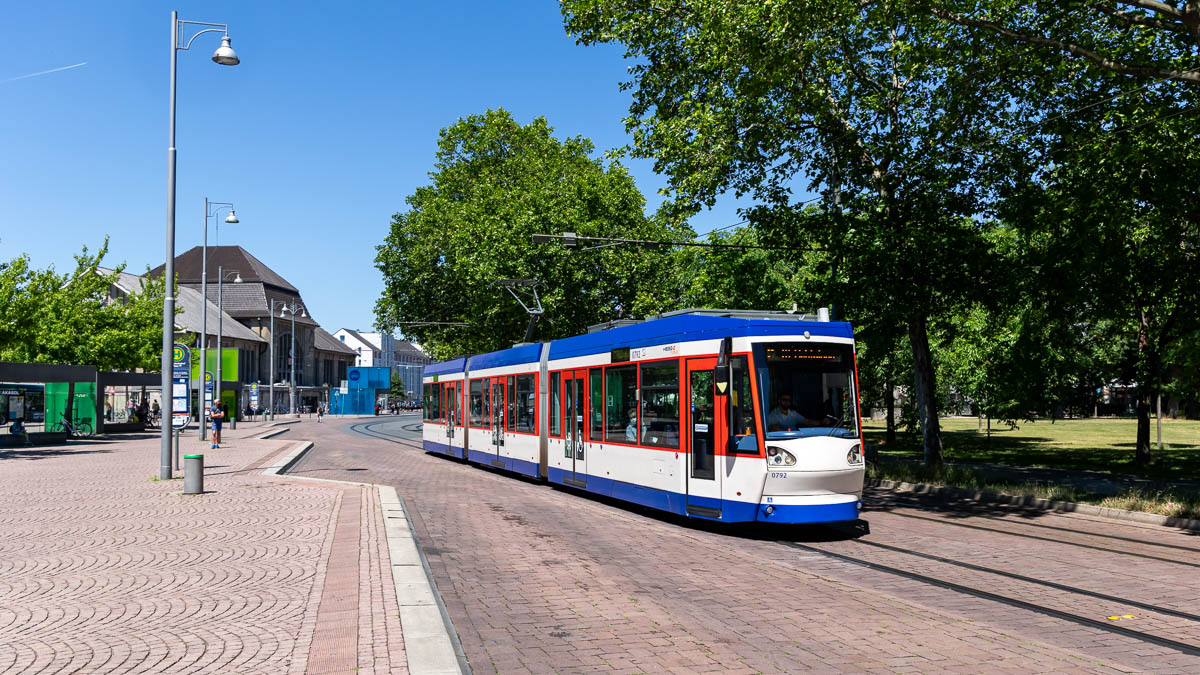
[212,35,240,66]
[224,209,239,224]
[233,273,243,283]
[300,308,307,318]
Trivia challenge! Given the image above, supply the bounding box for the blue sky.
[1,2,790,335]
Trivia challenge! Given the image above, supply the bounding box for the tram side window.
[506,376,515,431]
[589,368,604,441]
[423,384,431,420]
[481,378,491,429]
[432,383,444,422]
[549,372,561,437]
[639,360,679,448]
[731,355,760,453]
[514,374,535,433]
[469,379,483,427]
[604,364,637,444]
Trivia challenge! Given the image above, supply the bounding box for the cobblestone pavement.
[292,416,1200,674]
[0,423,407,674]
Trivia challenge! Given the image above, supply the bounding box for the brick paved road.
[0,425,406,674]
[293,416,1200,673]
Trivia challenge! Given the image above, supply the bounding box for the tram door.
[445,382,460,456]
[685,358,722,517]
[562,369,587,487]
[489,379,505,464]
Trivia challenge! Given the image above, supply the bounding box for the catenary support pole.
[161,11,179,481]
[199,197,208,440]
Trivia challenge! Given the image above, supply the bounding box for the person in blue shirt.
[209,402,225,448]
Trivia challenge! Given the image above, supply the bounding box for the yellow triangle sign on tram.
[716,382,728,394]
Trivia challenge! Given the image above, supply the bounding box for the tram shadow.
[536,478,871,543]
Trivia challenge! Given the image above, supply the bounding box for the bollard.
[184,454,204,494]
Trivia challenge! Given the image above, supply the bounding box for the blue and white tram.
[421,310,865,524]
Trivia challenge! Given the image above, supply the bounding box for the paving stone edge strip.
[262,438,467,673]
[867,478,1200,532]
[379,486,470,675]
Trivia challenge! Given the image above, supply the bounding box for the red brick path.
[0,424,408,674]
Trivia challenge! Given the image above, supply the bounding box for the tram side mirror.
[715,336,731,394]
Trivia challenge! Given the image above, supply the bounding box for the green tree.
[924,1,1200,86]
[374,109,685,360]
[0,240,165,371]
[564,1,1012,464]
[1000,73,1200,462]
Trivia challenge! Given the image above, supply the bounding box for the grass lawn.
[863,416,1200,480]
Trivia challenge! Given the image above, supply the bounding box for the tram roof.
[423,313,853,376]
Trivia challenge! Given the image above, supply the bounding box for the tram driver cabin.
[422,309,866,525]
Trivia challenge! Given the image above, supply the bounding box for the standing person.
[209,401,225,449]
[138,399,150,425]
[317,403,324,423]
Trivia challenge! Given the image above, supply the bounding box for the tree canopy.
[0,240,165,371]
[374,109,685,360]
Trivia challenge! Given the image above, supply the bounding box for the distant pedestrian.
[317,404,324,423]
[209,402,225,448]
[9,418,30,445]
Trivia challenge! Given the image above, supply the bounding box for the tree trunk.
[1134,310,1154,464]
[908,315,943,465]
[884,381,896,444]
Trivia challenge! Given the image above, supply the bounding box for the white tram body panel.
[422,311,865,524]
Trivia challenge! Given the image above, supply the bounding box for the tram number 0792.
[770,472,788,479]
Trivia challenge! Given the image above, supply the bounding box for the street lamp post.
[215,266,242,430]
[161,11,240,480]
[269,300,277,421]
[281,301,306,417]
[199,199,238,440]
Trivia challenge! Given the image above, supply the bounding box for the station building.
[150,246,357,414]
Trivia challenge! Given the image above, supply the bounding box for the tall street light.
[161,11,240,480]
[279,300,306,418]
[216,266,242,426]
[199,199,238,441]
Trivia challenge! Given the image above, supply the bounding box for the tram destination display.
[763,344,844,364]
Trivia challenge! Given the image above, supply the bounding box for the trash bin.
[184,454,204,494]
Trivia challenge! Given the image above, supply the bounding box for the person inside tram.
[767,393,822,431]
[625,411,638,442]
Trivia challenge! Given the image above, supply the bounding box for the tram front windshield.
[753,342,859,439]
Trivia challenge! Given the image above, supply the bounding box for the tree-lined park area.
[375,1,1199,511]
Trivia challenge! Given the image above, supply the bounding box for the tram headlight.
[847,444,863,465]
[766,446,796,466]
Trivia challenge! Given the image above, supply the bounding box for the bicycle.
[50,413,94,438]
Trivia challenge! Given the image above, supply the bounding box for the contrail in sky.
[4,62,88,83]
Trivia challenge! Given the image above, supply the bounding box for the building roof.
[337,328,372,349]
[315,327,357,356]
[149,246,319,326]
[101,267,265,344]
[394,340,429,361]
[153,245,299,292]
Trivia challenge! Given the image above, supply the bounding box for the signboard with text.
[171,343,191,429]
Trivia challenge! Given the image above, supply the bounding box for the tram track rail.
[780,539,1200,658]
[865,493,1200,554]
[864,499,1200,569]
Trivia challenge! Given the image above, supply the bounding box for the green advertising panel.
[190,348,239,383]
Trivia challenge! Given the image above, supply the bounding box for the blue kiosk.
[330,366,390,415]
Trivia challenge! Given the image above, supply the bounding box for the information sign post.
[171,344,192,436]
[249,383,259,419]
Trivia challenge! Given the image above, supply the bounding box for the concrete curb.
[261,441,315,477]
[254,427,290,440]
[866,478,1200,532]
[379,486,470,675]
